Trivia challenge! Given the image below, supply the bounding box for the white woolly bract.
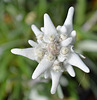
[11,7,90,94]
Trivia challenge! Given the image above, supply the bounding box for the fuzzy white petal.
[57,85,64,99]
[60,26,67,34]
[43,35,50,43]
[50,70,62,94]
[61,37,72,47]
[28,40,38,47]
[44,70,50,79]
[32,56,54,79]
[70,30,76,44]
[41,27,45,32]
[58,54,66,62]
[56,25,61,31]
[44,13,57,35]
[65,64,75,77]
[31,25,42,36]
[64,7,74,34]
[11,48,35,60]
[68,53,90,73]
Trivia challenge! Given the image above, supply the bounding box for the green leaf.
[0,80,6,100]
[0,54,13,82]
[75,0,86,25]
[75,68,90,89]
[17,56,32,77]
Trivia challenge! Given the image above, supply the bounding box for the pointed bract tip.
[66,6,74,18]
[69,6,74,12]
[50,89,56,94]
[11,49,18,54]
[71,73,75,77]
[44,13,51,21]
[44,13,49,17]
[32,74,37,79]
[31,24,35,30]
[72,30,76,33]
[71,30,76,36]
[85,68,90,73]
[41,27,44,32]
[28,40,31,44]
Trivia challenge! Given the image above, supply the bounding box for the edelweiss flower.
[11,7,90,94]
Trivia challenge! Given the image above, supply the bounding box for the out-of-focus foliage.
[0,0,97,100]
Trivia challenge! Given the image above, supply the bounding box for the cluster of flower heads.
[11,7,90,94]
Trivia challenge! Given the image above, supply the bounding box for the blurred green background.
[0,0,97,100]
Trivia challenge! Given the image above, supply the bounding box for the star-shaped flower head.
[11,7,90,94]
